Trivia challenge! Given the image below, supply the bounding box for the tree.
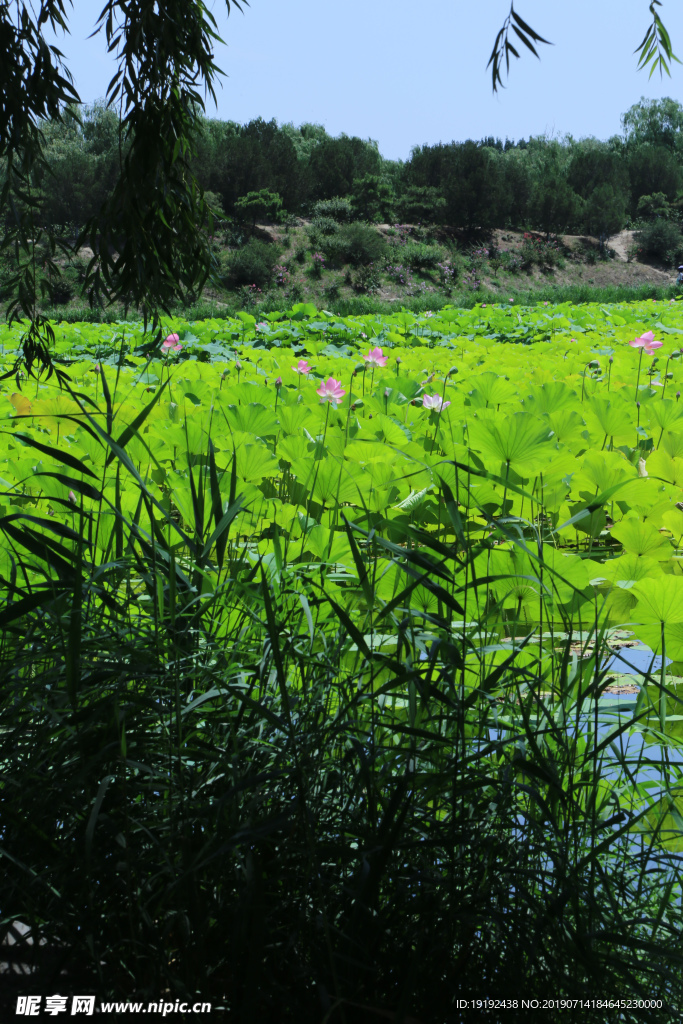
[349,174,395,222]
[527,143,581,238]
[622,96,683,152]
[582,184,628,247]
[627,144,683,219]
[0,0,246,377]
[405,142,505,232]
[234,188,283,232]
[637,191,672,220]
[307,135,383,203]
[396,185,447,225]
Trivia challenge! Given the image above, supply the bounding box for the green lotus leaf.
[303,525,352,563]
[644,398,683,433]
[466,372,517,409]
[659,430,683,459]
[598,553,663,588]
[467,412,552,472]
[219,402,279,438]
[545,409,586,450]
[276,405,312,435]
[630,578,683,657]
[646,449,683,487]
[278,435,310,464]
[523,381,577,417]
[576,451,636,494]
[610,518,672,558]
[372,415,412,446]
[642,793,683,851]
[291,457,360,505]
[344,440,395,464]
[583,396,634,445]
[661,507,683,540]
[235,443,279,483]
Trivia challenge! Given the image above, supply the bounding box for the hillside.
[8,221,681,323]
[199,221,682,311]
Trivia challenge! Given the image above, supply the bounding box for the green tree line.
[9,96,683,248]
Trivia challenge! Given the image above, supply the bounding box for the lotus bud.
[667,372,674,379]
[609,356,613,364]
[384,388,391,398]
[235,360,242,370]
[448,366,458,376]
[396,356,402,364]
[275,376,282,387]
[677,391,681,401]
[636,401,641,409]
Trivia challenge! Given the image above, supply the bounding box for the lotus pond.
[3,300,683,1013]
[4,301,683,645]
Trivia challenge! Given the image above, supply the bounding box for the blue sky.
[46,0,683,160]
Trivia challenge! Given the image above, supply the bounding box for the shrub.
[234,189,284,230]
[337,223,389,268]
[436,261,457,290]
[385,263,411,286]
[352,262,382,293]
[307,216,340,252]
[309,216,340,239]
[222,221,250,248]
[49,278,76,305]
[222,239,280,289]
[399,242,447,271]
[519,234,563,270]
[236,283,263,308]
[273,264,291,287]
[311,197,353,223]
[634,219,683,265]
[310,252,325,278]
[494,250,524,273]
[294,244,307,265]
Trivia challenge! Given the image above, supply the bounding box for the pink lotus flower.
[292,359,311,375]
[316,378,346,404]
[423,394,450,412]
[162,333,182,353]
[629,331,662,354]
[362,347,387,368]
